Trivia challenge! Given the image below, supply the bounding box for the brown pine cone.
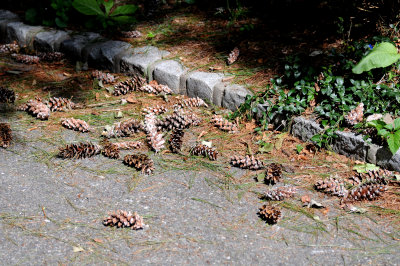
[0,123,12,148]
[123,154,154,174]
[121,30,142,38]
[102,142,120,159]
[230,155,264,170]
[348,169,389,186]
[61,118,90,133]
[190,144,218,160]
[169,128,184,153]
[102,118,142,138]
[142,105,168,115]
[112,141,142,150]
[0,87,15,103]
[58,142,101,159]
[91,70,116,84]
[157,108,200,131]
[12,53,39,64]
[23,98,50,120]
[344,103,364,126]
[38,52,64,62]
[227,47,239,65]
[263,186,297,201]
[103,210,144,230]
[265,163,283,185]
[258,205,281,224]
[211,115,238,133]
[314,177,348,197]
[176,97,208,108]
[144,113,165,152]
[346,182,387,201]
[0,43,19,54]
[113,75,146,96]
[47,97,77,112]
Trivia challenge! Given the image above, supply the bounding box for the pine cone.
[314,177,348,197]
[112,141,142,150]
[0,87,15,103]
[144,113,165,152]
[59,142,101,159]
[263,186,297,201]
[0,43,19,53]
[176,97,208,108]
[344,103,364,126]
[38,52,64,62]
[265,163,283,185]
[61,118,90,133]
[102,141,120,159]
[190,144,218,160]
[157,108,200,131]
[169,128,184,153]
[211,115,238,133]
[121,30,142,38]
[102,118,142,138]
[227,47,239,65]
[113,76,146,96]
[47,97,76,112]
[348,169,389,186]
[346,182,387,201]
[258,205,281,224]
[230,155,264,170]
[123,154,154,174]
[23,98,50,120]
[12,53,39,64]
[103,210,144,230]
[91,70,116,84]
[0,123,12,148]
[153,84,172,95]
[142,105,168,115]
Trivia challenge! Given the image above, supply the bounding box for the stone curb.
[1,9,397,171]
[291,117,400,171]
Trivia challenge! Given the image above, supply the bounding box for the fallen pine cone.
[103,210,144,230]
[258,205,281,224]
[0,123,12,148]
[61,118,90,133]
[230,155,264,170]
[190,143,218,160]
[123,153,154,174]
[58,142,101,159]
[227,47,239,65]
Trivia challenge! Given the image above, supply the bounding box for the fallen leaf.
[126,96,137,104]
[91,111,100,116]
[197,131,207,141]
[28,127,38,131]
[149,80,158,86]
[245,122,255,131]
[32,79,37,86]
[301,194,311,204]
[222,76,234,82]
[73,246,84,252]
[63,72,71,77]
[321,207,330,215]
[95,93,100,101]
[257,58,263,64]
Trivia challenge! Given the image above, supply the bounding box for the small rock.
[366,113,383,122]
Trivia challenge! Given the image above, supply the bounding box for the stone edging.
[1,9,398,171]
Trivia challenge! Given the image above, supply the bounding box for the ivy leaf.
[394,118,400,131]
[72,0,104,16]
[387,132,400,155]
[110,4,137,16]
[352,42,400,74]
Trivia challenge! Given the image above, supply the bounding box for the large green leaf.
[103,0,114,15]
[352,42,400,74]
[387,132,400,155]
[72,0,104,16]
[111,15,135,24]
[110,4,137,16]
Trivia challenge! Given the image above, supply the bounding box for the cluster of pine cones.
[18,97,78,120]
[315,169,391,202]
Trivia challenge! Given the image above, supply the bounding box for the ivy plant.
[72,0,137,29]
[366,118,400,154]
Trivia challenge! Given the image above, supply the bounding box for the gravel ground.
[1,112,399,265]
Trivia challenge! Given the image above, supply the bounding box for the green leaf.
[295,144,304,154]
[110,4,137,16]
[72,0,104,16]
[352,42,400,74]
[25,8,38,24]
[55,17,67,28]
[258,142,274,153]
[387,132,400,154]
[394,118,400,131]
[102,0,114,15]
[111,15,135,24]
[353,163,380,173]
